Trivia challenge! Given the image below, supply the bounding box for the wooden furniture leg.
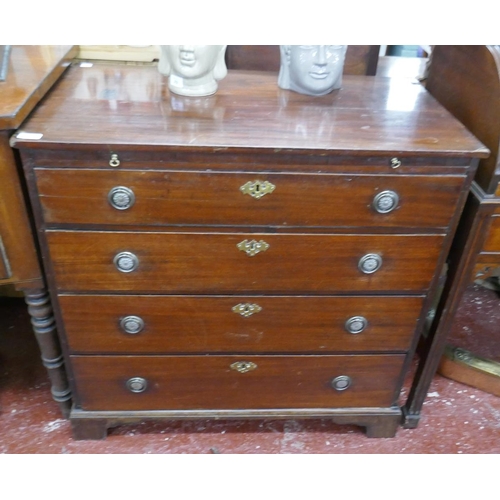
[24,288,72,418]
[403,192,492,427]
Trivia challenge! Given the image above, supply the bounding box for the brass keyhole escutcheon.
[240,180,275,199]
[230,361,258,373]
[237,239,270,257]
[232,303,262,317]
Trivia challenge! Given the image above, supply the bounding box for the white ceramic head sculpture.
[278,45,348,96]
[158,45,227,97]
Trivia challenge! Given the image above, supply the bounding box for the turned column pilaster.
[24,288,72,418]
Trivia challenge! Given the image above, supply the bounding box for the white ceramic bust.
[278,45,348,96]
[158,45,227,97]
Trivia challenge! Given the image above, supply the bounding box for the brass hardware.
[373,190,399,214]
[109,153,120,167]
[345,316,368,334]
[331,375,351,391]
[232,303,262,317]
[240,180,276,199]
[358,253,382,274]
[444,345,500,378]
[475,266,492,279]
[390,157,402,169]
[108,186,135,210]
[230,361,258,373]
[475,266,500,281]
[126,377,148,393]
[120,315,144,334]
[114,251,139,273]
[237,239,270,257]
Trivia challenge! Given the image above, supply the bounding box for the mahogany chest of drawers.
[12,62,487,439]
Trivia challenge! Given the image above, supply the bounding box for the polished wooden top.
[0,45,77,130]
[12,62,488,157]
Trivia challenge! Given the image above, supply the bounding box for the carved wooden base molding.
[70,407,403,440]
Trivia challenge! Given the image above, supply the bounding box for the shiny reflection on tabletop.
[14,62,486,157]
[0,46,75,125]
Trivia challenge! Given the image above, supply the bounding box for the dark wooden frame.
[403,45,500,425]
[0,45,77,417]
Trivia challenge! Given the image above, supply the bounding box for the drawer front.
[59,295,424,354]
[482,216,500,253]
[47,231,444,293]
[71,354,405,410]
[35,169,464,229]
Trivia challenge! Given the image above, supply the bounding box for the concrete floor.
[0,283,498,454]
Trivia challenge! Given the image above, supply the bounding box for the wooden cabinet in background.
[403,46,500,413]
[0,45,77,416]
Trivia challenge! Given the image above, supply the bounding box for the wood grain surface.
[70,354,405,410]
[35,168,464,229]
[0,45,77,129]
[482,215,500,252]
[0,133,41,285]
[59,294,424,354]
[426,45,500,193]
[46,231,444,293]
[11,65,487,158]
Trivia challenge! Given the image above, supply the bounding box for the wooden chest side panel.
[59,294,424,354]
[70,354,405,410]
[46,231,444,293]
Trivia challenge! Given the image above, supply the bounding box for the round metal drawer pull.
[390,157,401,169]
[345,316,368,334]
[109,153,120,167]
[126,377,148,393]
[331,375,352,391]
[358,253,383,274]
[230,361,258,373]
[114,252,139,273]
[373,190,399,214]
[120,315,145,334]
[108,186,135,210]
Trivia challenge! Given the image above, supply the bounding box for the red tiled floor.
[0,287,499,454]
